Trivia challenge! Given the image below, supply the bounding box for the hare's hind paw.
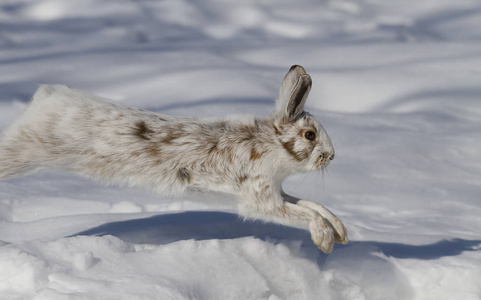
[309,217,335,254]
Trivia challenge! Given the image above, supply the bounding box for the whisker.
[296,158,320,191]
[293,162,315,190]
[321,168,326,190]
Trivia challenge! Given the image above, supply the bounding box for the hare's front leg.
[297,200,348,244]
[240,195,336,253]
[282,192,348,244]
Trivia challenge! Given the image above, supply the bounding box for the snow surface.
[1,0,481,299]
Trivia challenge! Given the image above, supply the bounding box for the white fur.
[0,65,347,253]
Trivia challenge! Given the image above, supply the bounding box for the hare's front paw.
[328,215,348,245]
[309,217,335,253]
[296,200,348,246]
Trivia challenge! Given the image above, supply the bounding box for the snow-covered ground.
[1,0,481,299]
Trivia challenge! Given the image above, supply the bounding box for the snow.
[1,0,481,299]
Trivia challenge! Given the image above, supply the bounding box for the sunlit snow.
[1,0,480,299]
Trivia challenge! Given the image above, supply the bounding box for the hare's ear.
[275,65,312,122]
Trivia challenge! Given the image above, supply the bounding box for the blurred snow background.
[0,0,481,299]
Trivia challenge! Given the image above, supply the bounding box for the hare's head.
[272,65,334,172]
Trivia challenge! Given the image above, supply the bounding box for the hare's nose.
[322,152,334,161]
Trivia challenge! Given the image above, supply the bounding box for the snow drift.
[1,0,481,299]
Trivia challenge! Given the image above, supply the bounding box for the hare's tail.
[0,142,38,180]
[0,86,56,180]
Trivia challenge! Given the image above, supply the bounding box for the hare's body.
[1,85,282,196]
[0,66,347,253]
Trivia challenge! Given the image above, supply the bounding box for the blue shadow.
[74,211,481,260]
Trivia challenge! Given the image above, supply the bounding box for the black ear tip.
[299,74,312,85]
[289,65,306,74]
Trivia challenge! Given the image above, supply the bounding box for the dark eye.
[304,131,316,141]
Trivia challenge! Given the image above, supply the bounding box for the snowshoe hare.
[0,65,347,253]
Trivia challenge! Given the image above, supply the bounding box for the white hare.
[0,65,347,253]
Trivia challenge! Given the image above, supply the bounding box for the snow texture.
[1,0,481,299]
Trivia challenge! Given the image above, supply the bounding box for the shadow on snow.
[74,210,481,260]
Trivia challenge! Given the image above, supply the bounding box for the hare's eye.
[304,131,316,141]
